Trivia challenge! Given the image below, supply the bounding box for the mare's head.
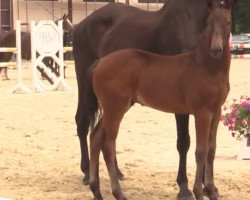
[57,14,74,33]
[205,0,235,58]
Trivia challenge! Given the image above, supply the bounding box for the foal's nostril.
[211,47,223,57]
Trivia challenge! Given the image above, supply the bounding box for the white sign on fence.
[31,20,70,92]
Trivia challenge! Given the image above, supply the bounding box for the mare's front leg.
[193,111,212,200]
[203,110,221,200]
[175,114,193,200]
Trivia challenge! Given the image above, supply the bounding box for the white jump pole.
[231,54,250,59]
[10,20,31,94]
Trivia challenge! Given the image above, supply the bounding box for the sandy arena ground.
[0,59,250,200]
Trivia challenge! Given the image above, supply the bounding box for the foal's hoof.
[82,175,90,186]
[203,186,219,200]
[117,171,125,181]
[177,187,194,200]
[94,197,103,200]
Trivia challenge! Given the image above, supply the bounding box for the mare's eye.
[226,21,231,26]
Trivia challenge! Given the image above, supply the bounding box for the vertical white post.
[58,20,70,91]
[10,20,30,94]
[31,20,44,92]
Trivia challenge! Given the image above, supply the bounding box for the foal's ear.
[224,0,239,8]
[207,0,238,9]
[206,0,220,10]
[230,0,239,8]
[206,0,214,10]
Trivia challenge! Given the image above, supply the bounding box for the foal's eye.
[226,21,231,26]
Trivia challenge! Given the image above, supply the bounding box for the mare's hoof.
[82,175,90,186]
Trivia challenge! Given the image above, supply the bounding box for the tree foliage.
[234,0,250,33]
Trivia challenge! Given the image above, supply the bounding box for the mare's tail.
[84,60,100,130]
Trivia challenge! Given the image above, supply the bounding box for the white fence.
[230,43,250,59]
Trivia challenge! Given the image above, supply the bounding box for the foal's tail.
[85,60,100,130]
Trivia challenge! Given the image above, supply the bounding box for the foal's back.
[93,49,198,114]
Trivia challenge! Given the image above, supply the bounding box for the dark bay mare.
[86,0,233,199]
[73,0,220,198]
[0,31,31,80]
[0,14,73,81]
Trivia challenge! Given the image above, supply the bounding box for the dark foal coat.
[87,2,233,200]
[73,1,211,197]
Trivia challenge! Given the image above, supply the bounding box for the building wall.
[12,0,163,30]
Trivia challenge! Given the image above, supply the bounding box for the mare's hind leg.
[3,67,9,80]
[175,114,193,200]
[0,67,9,80]
[75,94,91,185]
[203,110,220,200]
[90,119,103,200]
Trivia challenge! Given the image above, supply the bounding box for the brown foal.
[88,1,234,199]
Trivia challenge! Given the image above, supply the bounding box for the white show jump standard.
[31,20,70,92]
[0,20,30,94]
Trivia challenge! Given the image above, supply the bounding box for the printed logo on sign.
[36,24,60,55]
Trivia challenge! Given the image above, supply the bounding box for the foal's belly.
[136,84,191,114]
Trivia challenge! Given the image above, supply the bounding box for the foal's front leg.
[203,110,221,200]
[193,111,212,200]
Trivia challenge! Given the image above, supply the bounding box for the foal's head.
[205,0,234,58]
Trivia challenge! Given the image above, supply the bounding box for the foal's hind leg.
[175,114,193,200]
[76,83,124,186]
[89,120,103,200]
[102,112,127,200]
[203,110,220,200]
